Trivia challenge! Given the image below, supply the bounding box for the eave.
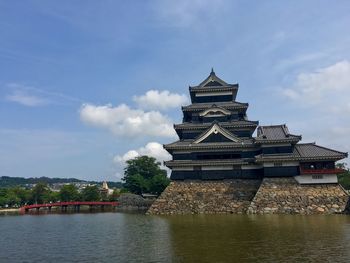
[174,121,259,130]
[164,141,257,151]
[254,137,301,144]
[255,154,347,163]
[164,158,253,168]
[189,85,238,92]
[182,102,248,112]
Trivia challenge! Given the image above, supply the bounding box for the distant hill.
[0,176,123,189]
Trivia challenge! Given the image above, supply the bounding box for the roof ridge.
[281,124,289,136]
[294,144,302,157]
[296,142,316,145]
[259,124,286,128]
[196,70,229,87]
[307,143,348,155]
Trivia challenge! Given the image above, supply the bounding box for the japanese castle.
[164,69,347,184]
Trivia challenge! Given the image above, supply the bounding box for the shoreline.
[0,208,19,213]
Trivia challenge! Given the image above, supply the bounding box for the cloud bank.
[113,142,171,166]
[282,60,350,111]
[80,103,176,138]
[133,89,188,110]
[281,60,350,159]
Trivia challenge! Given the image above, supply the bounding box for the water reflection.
[165,215,350,262]
[1,213,350,262]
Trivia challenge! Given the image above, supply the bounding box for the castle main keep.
[147,70,349,215]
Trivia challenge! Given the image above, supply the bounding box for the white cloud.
[282,60,350,107]
[113,142,171,166]
[79,103,176,138]
[5,90,49,106]
[4,83,82,106]
[133,90,188,110]
[280,60,350,164]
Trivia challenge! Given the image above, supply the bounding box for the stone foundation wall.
[247,178,349,214]
[147,180,261,215]
[147,178,349,215]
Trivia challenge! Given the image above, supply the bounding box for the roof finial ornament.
[211,67,215,75]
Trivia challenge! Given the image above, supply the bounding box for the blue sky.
[1,1,350,181]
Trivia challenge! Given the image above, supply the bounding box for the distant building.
[100,181,114,196]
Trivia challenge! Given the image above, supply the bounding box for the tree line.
[0,176,123,188]
[0,183,119,208]
[0,156,170,208]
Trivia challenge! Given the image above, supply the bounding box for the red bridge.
[20,201,119,213]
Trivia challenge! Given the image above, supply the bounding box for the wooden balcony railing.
[300,168,344,175]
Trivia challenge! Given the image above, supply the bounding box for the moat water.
[1,212,350,263]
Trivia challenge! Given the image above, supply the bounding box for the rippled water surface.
[1,212,350,262]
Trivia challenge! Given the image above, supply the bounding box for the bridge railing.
[20,201,119,212]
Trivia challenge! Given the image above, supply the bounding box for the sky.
[0,0,350,181]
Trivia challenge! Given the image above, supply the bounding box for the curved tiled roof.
[255,143,348,162]
[295,143,347,158]
[255,124,301,143]
[189,69,237,90]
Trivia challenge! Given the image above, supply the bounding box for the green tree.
[49,191,60,203]
[337,163,350,190]
[5,191,20,207]
[0,188,9,207]
[10,187,31,206]
[108,189,120,201]
[122,156,169,195]
[150,173,170,195]
[59,184,80,201]
[31,182,50,204]
[81,185,100,201]
[100,190,109,201]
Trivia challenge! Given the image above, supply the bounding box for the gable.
[200,132,234,143]
[193,123,241,144]
[198,70,228,87]
[199,106,231,117]
[200,76,227,87]
[204,80,223,87]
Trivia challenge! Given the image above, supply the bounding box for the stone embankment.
[147,178,349,215]
[117,193,154,211]
[147,180,261,215]
[247,178,349,214]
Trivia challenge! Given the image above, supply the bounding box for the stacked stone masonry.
[248,178,349,214]
[147,178,349,215]
[147,180,261,215]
